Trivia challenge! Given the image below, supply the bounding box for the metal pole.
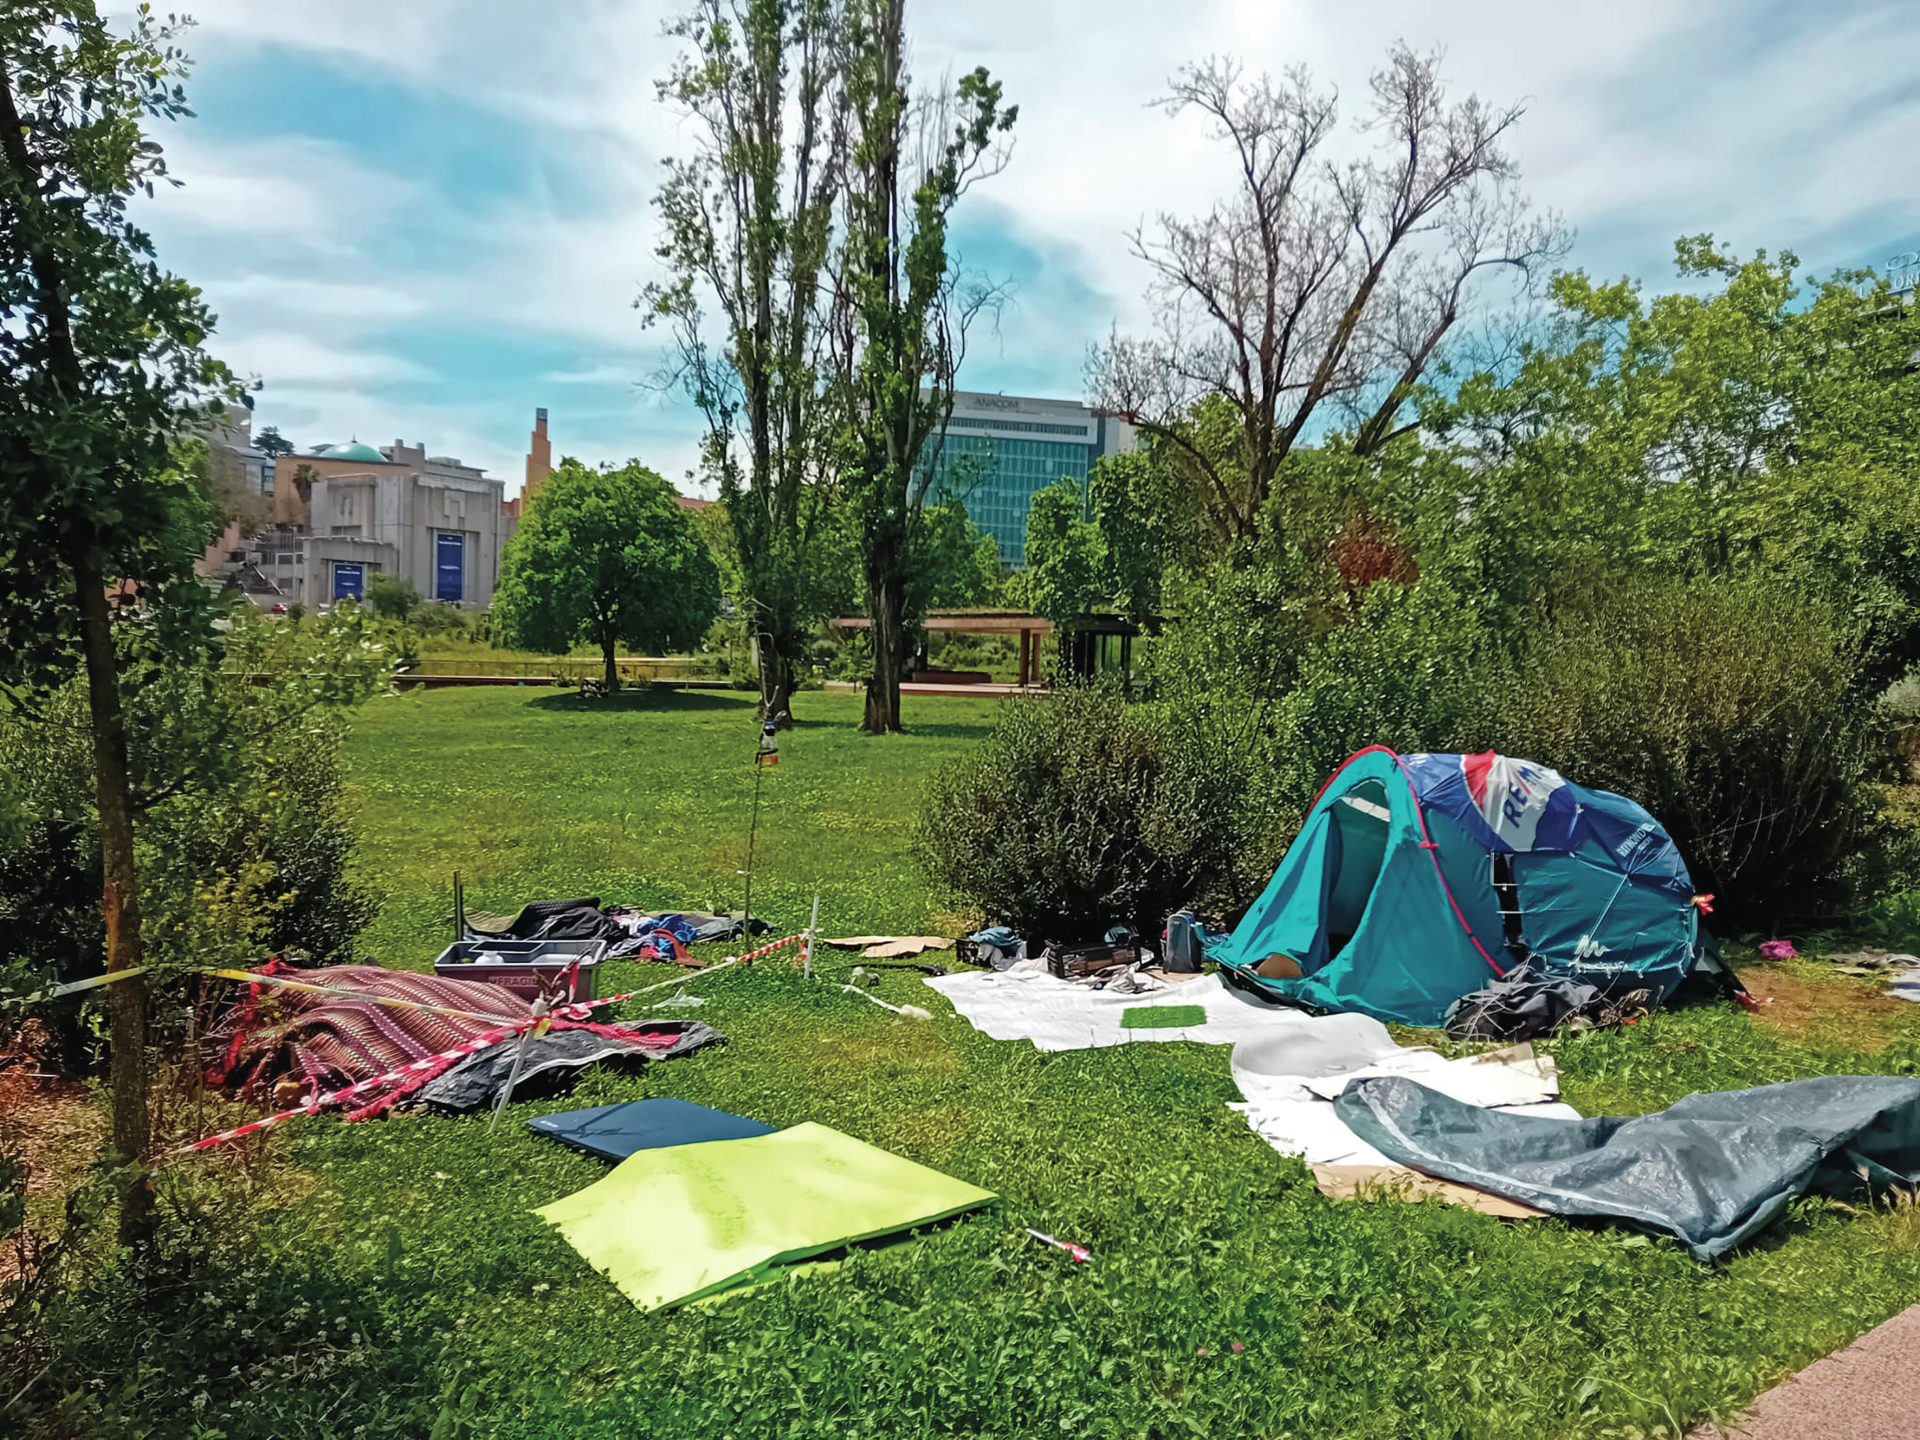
[743,749,766,937]
[804,892,820,978]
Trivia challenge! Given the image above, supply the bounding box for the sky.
[131,0,1920,495]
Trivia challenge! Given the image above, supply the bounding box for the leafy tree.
[1,611,390,1071]
[1425,237,1920,676]
[1089,47,1565,550]
[0,5,232,1241]
[648,0,849,727]
[910,502,1001,610]
[1085,448,1178,623]
[836,1,1014,733]
[494,458,721,690]
[1022,479,1105,662]
[366,570,420,623]
[253,424,295,459]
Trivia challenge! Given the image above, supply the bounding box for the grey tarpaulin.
[412,1021,721,1111]
[1333,1074,1920,1261]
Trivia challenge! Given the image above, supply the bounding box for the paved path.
[1688,1302,1920,1439]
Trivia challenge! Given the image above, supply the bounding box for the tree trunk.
[863,563,905,735]
[602,629,619,692]
[757,639,798,728]
[74,552,152,1246]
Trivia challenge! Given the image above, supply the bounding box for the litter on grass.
[825,936,955,959]
[1335,1073,1920,1260]
[535,1122,994,1311]
[528,1097,774,1162]
[924,969,1297,1052]
[1225,1012,1574,1171]
[205,962,718,1118]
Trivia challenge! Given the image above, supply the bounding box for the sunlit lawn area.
[57,686,1920,1439]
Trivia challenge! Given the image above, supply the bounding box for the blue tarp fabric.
[1333,1074,1920,1260]
[528,1097,775,1162]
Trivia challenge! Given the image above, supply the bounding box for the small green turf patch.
[1121,1003,1208,1029]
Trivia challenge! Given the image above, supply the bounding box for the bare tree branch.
[1090,44,1570,548]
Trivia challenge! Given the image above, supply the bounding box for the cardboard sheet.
[1309,1164,1549,1219]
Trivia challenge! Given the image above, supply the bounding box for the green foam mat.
[1121,1004,1209,1030]
[535,1122,994,1311]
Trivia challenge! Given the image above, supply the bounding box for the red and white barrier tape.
[167,1017,532,1158]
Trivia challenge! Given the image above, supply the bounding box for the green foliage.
[1271,576,1489,810]
[917,685,1267,939]
[1021,479,1106,645]
[838,7,1015,731]
[366,572,420,623]
[647,0,850,719]
[0,6,234,691]
[1425,238,1920,663]
[1457,575,1900,927]
[909,502,1004,611]
[1086,448,1175,622]
[494,459,720,687]
[0,611,387,1069]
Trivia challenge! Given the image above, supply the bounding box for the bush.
[1457,576,1903,927]
[366,571,419,622]
[0,636,382,1072]
[1272,576,1488,812]
[915,685,1272,941]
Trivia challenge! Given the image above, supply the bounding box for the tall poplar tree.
[834,0,1013,733]
[648,0,850,726]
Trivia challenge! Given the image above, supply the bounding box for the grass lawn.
[40,687,1920,1439]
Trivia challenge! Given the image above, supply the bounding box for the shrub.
[0,640,382,1072]
[366,571,420,622]
[915,685,1272,941]
[1272,576,1488,812]
[1457,576,1903,927]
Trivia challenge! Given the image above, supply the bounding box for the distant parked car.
[269,602,287,616]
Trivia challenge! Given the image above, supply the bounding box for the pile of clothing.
[206,961,719,1117]
[460,895,771,964]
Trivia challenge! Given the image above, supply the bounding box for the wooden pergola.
[828,609,1142,689]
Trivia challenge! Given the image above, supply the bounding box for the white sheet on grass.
[1228,1012,1579,1164]
[921,968,1314,1051]
[922,969,1578,1166]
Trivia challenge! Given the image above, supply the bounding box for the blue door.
[436,532,465,602]
[332,562,364,601]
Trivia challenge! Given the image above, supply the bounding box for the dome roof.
[315,440,385,463]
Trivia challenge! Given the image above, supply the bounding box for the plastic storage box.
[432,938,606,1004]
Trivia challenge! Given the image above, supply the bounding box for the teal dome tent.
[1218,747,1715,1026]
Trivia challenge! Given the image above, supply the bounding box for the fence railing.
[402,656,712,682]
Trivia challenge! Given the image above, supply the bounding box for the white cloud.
[147,132,418,253]
[137,0,1920,502]
[219,332,435,388]
[542,362,643,386]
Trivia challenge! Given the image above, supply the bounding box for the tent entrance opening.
[1326,780,1391,956]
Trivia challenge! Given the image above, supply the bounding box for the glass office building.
[920,392,1136,569]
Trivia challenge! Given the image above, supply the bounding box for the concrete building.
[249,437,511,608]
[919,390,1137,569]
[206,401,277,503]
[505,408,552,523]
